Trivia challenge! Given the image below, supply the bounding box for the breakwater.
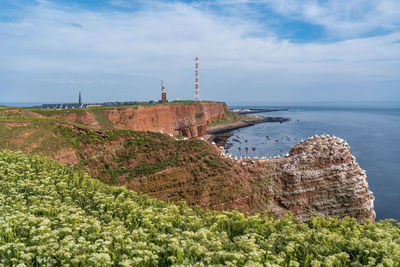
[233,108,288,114]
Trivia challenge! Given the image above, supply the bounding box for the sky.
[0,0,399,104]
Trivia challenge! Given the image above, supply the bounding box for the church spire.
[78,92,82,106]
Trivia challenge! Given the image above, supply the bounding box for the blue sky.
[1,0,399,103]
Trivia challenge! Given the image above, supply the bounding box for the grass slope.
[207,110,239,127]
[0,117,80,155]
[0,150,399,266]
[0,117,238,207]
[0,116,228,178]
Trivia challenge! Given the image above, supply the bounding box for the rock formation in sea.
[215,135,376,222]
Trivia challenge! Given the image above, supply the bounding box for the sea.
[0,102,45,107]
[2,101,399,221]
[227,102,400,221]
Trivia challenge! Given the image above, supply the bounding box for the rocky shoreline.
[207,115,290,145]
[233,108,289,114]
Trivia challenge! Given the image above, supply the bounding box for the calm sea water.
[0,102,44,107]
[227,102,400,221]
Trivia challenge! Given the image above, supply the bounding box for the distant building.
[41,103,88,109]
[38,91,153,109]
[161,80,167,104]
[78,92,82,106]
[40,92,87,109]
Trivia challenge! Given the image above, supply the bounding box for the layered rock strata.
[216,135,376,222]
[104,102,226,137]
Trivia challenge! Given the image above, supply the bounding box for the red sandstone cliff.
[104,102,226,137]
[41,102,226,138]
[121,134,375,222]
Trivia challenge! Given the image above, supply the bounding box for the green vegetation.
[82,100,198,110]
[195,112,204,118]
[129,159,176,178]
[117,133,226,181]
[203,157,221,168]
[26,108,87,117]
[1,150,399,266]
[165,100,196,105]
[88,109,114,128]
[0,118,77,154]
[208,110,239,127]
[0,100,219,118]
[0,116,229,187]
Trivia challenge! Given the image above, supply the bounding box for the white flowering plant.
[0,150,399,266]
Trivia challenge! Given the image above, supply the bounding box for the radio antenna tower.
[194,57,200,101]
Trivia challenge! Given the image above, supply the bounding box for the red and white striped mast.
[194,57,200,101]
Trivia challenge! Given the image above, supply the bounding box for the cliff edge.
[0,109,375,222]
[215,134,376,222]
[23,101,227,138]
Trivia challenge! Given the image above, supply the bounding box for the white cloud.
[0,0,399,102]
[254,0,400,38]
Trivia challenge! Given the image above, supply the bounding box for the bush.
[0,150,399,266]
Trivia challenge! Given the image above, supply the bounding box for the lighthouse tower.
[161,80,167,104]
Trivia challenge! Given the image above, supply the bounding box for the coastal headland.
[6,101,227,138]
[0,101,375,222]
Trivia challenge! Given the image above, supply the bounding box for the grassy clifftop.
[1,100,222,117]
[1,101,229,132]
[0,116,239,207]
[1,150,400,266]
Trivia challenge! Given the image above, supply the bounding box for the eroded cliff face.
[121,135,375,222]
[104,102,226,137]
[40,102,227,137]
[216,135,376,222]
[49,112,100,128]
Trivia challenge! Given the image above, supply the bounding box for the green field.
[207,110,240,127]
[0,150,399,266]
